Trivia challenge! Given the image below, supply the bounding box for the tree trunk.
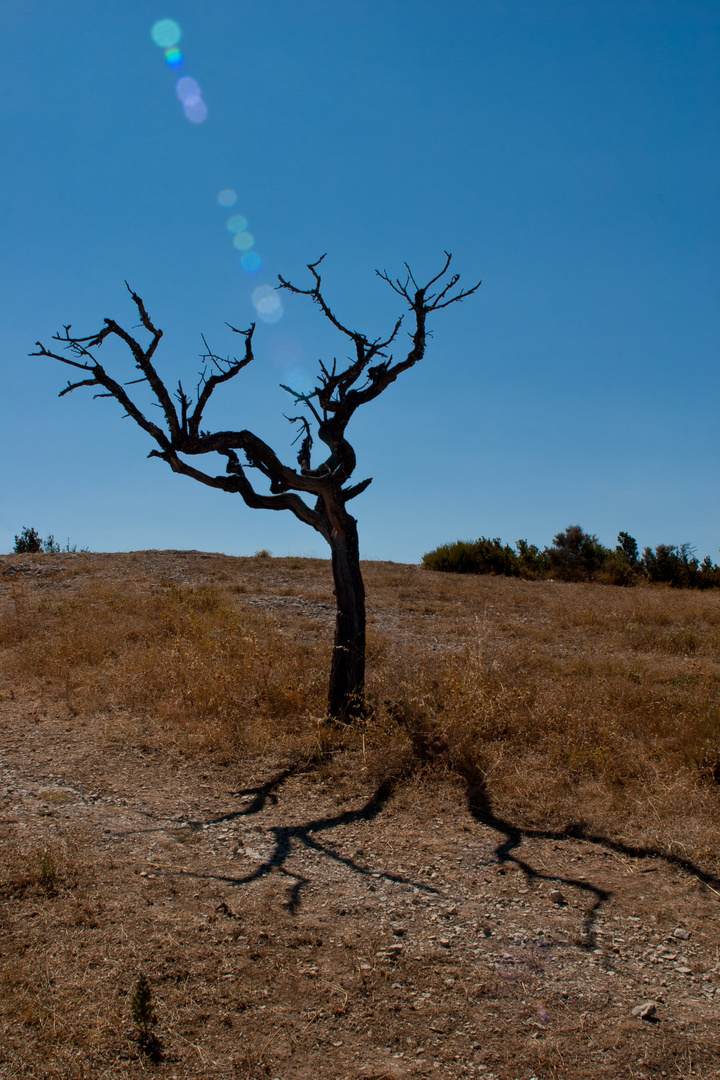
[328,512,366,721]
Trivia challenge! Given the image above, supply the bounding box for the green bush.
[642,543,720,589]
[422,537,520,576]
[13,526,44,554]
[12,527,83,555]
[547,525,611,582]
[423,527,720,590]
[516,538,551,578]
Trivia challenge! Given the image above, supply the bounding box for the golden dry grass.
[2,552,720,1079]
[2,552,719,872]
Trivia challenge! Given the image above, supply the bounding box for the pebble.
[631,1001,657,1021]
[549,890,566,905]
[673,927,690,940]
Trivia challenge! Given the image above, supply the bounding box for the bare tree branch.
[188,325,255,440]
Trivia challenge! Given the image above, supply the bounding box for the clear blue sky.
[2,1,718,561]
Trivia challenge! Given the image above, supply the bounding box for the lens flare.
[218,189,237,207]
[269,333,304,369]
[226,214,249,234]
[151,19,182,48]
[164,47,184,68]
[176,77,206,124]
[241,252,262,273]
[252,284,283,324]
[176,76,201,104]
[284,366,313,394]
[151,21,205,124]
[232,231,254,251]
[184,98,208,123]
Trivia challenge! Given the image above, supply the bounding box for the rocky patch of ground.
[1,699,719,1079]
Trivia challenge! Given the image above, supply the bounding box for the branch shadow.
[463,769,720,949]
[112,758,720,940]
[174,771,443,912]
[110,767,434,908]
[188,767,297,827]
[110,767,297,836]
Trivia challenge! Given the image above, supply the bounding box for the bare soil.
[1,552,719,1079]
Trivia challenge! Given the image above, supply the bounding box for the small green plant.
[130,973,163,1062]
[36,850,58,894]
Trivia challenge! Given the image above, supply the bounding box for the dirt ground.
[1,552,719,1079]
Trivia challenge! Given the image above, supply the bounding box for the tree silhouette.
[33,254,479,720]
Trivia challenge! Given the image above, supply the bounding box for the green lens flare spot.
[151,19,182,48]
[227,214,249,234]
[232,231,254,251]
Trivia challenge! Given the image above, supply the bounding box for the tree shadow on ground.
[462,767,720,947]
[117,760,720,935]
[178,769,443,912]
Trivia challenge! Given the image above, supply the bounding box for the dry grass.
[2,552,720,1079]
[366,568,720,867]
[1,557,720,876]
[1,574,327,761]
[2,552,719,871]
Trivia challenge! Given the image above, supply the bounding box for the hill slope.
[1,551,719,1078]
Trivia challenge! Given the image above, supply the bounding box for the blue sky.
[2,1,718,561]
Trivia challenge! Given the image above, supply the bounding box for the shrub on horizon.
[13,527,44,554]
[12,526,83,555]
[423,527,720,589]
[547,525,611,582]
[422,537,520,576]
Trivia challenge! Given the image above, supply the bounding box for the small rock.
[673,927,690,940]
[438,938,451,948]
[549,890,566,905]
[631,1001,657,1021]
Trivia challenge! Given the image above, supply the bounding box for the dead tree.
[33,254,479,720]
